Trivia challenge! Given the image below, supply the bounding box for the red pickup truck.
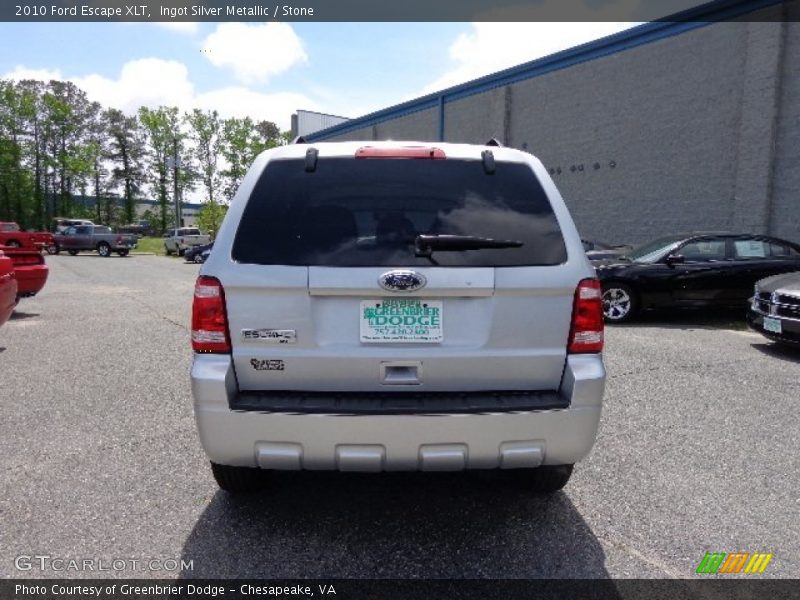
[0,250,17,327]
[0,222,56,253]
[0,246,49,302]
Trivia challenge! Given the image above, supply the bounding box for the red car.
[0,250,17,327]
[0,246,48,302]
[0,221,56,253]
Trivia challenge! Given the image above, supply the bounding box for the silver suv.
[191,141,606,494]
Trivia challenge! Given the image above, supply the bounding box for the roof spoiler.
[292,135,308,144]
[485,138,503,147]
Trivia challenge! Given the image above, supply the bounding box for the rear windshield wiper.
[415,234,523,259]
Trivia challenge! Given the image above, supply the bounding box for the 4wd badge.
[250,359,285,371]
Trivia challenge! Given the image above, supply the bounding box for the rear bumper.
[191,353,606,471]
[14,264,48,297]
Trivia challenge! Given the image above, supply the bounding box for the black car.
[747,271,800,346]
[184,241,213,263]
[595,233,800,322]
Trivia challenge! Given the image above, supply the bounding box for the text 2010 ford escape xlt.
[190,141,606,493]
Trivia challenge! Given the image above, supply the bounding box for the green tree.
[105,108,144,224]
[185,108,221,205]
[196,198,227,238]
[139,106,184,233]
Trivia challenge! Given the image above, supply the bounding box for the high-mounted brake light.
[191,276,231,353]
[568,278,604,354]
[355,146,446,159]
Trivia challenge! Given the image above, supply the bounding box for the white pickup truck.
[164,227,211,256]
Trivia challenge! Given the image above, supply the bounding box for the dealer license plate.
[763,317,782,334]
[360,299,443,343]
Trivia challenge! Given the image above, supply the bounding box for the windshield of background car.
[626,235,687,263]
[232,157,567,267]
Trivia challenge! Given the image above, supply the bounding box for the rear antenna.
[481,150,496,174]
[485,138,503,147]
[305,147,318,172]
[292,135,308,144]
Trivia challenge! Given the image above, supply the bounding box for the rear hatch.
[224,148,576,393]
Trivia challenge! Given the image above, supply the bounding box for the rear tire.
[193,253,204,264]
[516,465,574,494]
[117,249,129,257]
[178,247,186,257]
[67,249,79,256]
[165,245,173,256]
[47,243,59,255]
[97,242,111,257]
[210,462,269,494]
[602,282,638,323]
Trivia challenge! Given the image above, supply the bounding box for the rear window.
[183,228,201,236]
[232,157,566,267]
[94,226,112,234]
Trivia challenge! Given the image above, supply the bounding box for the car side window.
[767,241,798,257]
[76,226,90,235]
[679,240,727,262]
[733,239,768,260]
[65,227,76,235]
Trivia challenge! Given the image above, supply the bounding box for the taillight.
[191,276,231,353]
[568,279,604,354]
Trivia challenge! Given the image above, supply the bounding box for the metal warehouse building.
[307,0,799,246]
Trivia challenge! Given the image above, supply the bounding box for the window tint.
[734,239,767,259]
[233,157,566,267]
[679,240,726,261]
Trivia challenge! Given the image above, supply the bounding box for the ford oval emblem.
[378,270,427,293]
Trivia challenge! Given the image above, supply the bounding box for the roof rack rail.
[485,138,503,147]
[292,135,308,144]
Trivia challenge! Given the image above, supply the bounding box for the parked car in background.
[185,242,214,264]
[164,227,211,256]
[0,246,48,303]
[595,233,800,322]
[192,140,606,494]
[0,250,17,328]
[748,271,800,347]
[0,222,56,252]
[53,225,138,257]
[582,239,632,263]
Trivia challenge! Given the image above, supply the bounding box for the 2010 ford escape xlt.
[191,141,606,494]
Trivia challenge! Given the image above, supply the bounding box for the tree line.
[0,78,288,233]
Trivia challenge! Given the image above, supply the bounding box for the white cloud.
[71,58,195,113]
[1,59,313,130]
[3,66,63,82]
[153,22,201,35]
[201,22,307,84]
[195,87,318,128]
[421,21,638,95]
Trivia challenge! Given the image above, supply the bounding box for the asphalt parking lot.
[1,254,798,579]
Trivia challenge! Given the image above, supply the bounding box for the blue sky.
[0,20,645,129]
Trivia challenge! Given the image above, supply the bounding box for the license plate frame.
[360,298,443,343]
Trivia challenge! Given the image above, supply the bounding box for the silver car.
[191,141,606,494]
